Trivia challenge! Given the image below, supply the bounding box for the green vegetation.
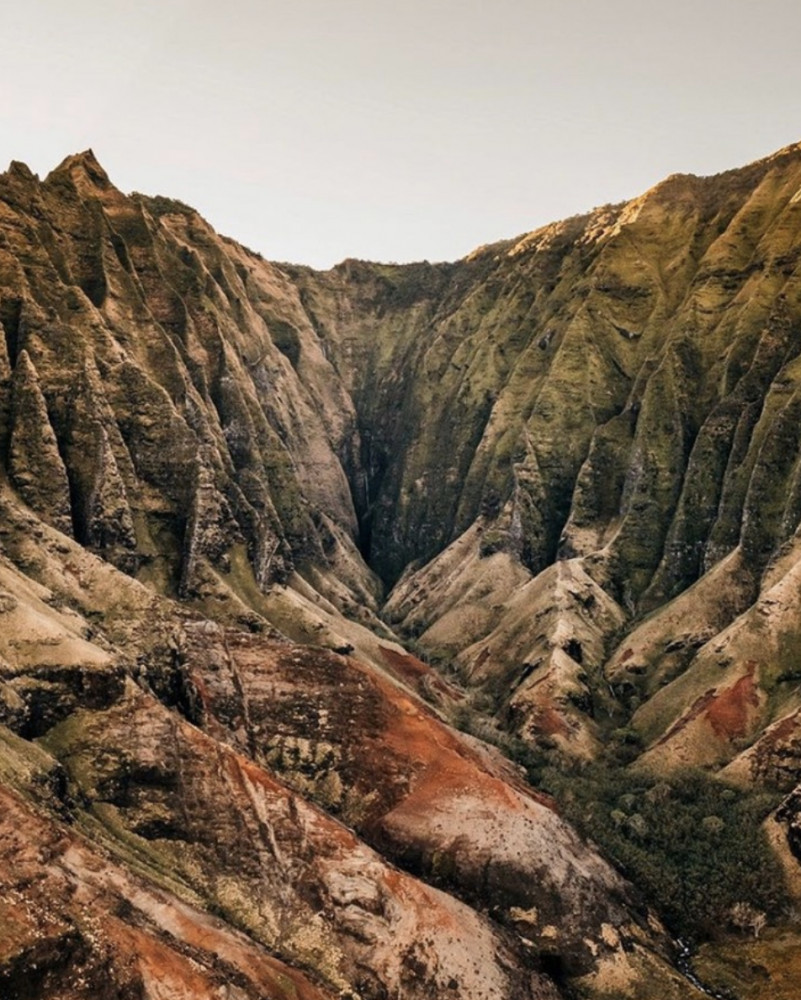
[133,193,196,217]
[539,762,787,942]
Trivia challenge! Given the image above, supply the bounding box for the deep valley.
[2,143,801,998]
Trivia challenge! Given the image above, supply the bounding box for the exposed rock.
[175,622,659,977]
[40,685,560,1000]
[0,782,338,1000]
[8,351,73,535]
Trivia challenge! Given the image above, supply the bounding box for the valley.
[2,143,801,998]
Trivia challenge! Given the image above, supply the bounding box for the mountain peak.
[46,148,112,191]
[5,159,37,181]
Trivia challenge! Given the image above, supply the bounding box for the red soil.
[656,663,761,748]
[378,645,459,700]
[705,665,760,740]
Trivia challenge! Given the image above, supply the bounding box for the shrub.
[540,763,787,942]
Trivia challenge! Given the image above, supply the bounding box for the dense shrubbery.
[450,692,788,943]
[539,762,787,942]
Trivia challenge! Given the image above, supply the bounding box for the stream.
[676,939,736,1000]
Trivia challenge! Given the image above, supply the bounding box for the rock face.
[2,143,801,998]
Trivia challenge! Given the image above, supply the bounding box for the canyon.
[2,143,801,998]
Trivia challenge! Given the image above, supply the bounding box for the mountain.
[2,143,801,999]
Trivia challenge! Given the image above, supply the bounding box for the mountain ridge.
[2,140,801,999]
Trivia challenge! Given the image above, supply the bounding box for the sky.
[1,0,800,269]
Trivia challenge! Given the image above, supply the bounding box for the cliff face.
[288,145,801,779]
[2,144,801,998]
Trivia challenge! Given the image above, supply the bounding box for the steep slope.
[279,146,801,762]
[0,483,697,1000]
[0,152,375,611]
[2,142,801,997]
[292,147,801,602]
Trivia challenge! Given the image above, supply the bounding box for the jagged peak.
[4,160,37,182]
[46,148,112,191]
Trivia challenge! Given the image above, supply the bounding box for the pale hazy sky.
[2,0,799,268]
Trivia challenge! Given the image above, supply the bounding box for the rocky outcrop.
[0,782,338,1000]
[176,622,656,977]
[41,685,560,1000]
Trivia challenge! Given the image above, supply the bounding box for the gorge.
[2,143,801,998]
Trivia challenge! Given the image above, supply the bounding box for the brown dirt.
[706,666,760,740]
